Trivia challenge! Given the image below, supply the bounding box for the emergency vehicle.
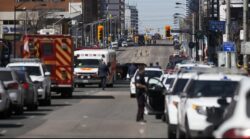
[74,49,116,87]
[21,34,74,97]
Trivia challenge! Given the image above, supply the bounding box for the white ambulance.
[74,48,117,87]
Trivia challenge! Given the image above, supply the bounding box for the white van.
[74,49,116,87]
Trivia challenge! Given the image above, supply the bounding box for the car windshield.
[172,79,189,95]
[187,80,239,97]
[75,59,100,68]
[9,66,41,76]
[15,70,27,82]
[0,71,13,81]
[145,70,163,78]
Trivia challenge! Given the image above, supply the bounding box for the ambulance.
[74,48,116,87]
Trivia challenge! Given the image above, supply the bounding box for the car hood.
[30,75,44,82]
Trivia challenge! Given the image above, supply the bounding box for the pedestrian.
[135,65,147,123]
[149,63,153,67]
[128,63,137,80]
[155,62,162,69]
[98,60,110,90]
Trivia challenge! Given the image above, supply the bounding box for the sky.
[126,0,186,35]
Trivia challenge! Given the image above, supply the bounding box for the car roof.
[194,73,246,81]
[145,67,163,71]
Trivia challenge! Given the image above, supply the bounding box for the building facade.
[97,0,125,37]
[125,4,138,37]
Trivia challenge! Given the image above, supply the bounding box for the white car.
[7,59,52,106]
[161,74,176,91]
[130,67,164,98]
[121,41,128,47]
[111,41,118,49]
[213,77,250,138]
[177,73,246,138]
[165,72,196,138]
[0,81,12,118]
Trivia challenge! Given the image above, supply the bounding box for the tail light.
[7,82,19,90]
[223,128,250,138]
[22,82,29,90]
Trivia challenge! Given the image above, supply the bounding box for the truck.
[21,34,74,97]
[74,48,116,87]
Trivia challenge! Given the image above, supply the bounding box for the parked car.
[0,68,24,115]
[0,81,12,118]
[130,67,164,97]
[7,59,51,106]
[111,41,119,49]
[15,69,39,111]
[121,41,128,47]
[176,72,246,138]
[213,77,250,138]
[165,72,196,138]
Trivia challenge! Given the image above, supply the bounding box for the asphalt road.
[0,45,174,138]
[0,81,167,138]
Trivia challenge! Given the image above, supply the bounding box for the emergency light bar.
[10,58,41,63]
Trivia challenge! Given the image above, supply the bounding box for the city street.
[0,81,167,138]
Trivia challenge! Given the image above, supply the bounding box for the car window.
[172,79,189,95]
[9,66,41,76]
[187,80,239,97]
[15,70,27,82]
[165,77,174,85]
[0,71,13,81]
[145,70,163,78]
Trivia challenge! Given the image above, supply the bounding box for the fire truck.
[21,34,74,97]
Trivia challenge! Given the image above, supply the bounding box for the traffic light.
[165,25,171,38]
[98,25,104,41]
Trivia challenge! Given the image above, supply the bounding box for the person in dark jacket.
[135,65,147,122]
[155,62,162,69]
[98,60,110,90]
[128,63,137,79]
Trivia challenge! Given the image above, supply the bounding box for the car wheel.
[130,94,135,98]
[15,105,24,115]
[168,124,176,139]
[161,114,166,122]
[185,116,191,138]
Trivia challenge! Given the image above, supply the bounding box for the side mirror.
[45,72,51,76]
[217,98,228,106]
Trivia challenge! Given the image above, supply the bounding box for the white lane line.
[0,130,7,135]
[139,129,144,134]
[83,115,88,119]
[81,124,87,128]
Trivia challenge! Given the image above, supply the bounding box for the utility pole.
[226,0,231,68]
[243,0,248,69]
[81,0,85,47]
[199,0,203,62]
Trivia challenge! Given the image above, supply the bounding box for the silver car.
[0,68,24,115]
[0,81,12,118]
[15,69,39,111]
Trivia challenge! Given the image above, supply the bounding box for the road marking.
[81,124,87,128]
[83,115,88,119]
[0,130,7,135]
[139,129,144,134]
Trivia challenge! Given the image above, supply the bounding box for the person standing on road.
[155,62,162,69]
[128,63,137,80]
[135,65,147,122]
[98,60,110,90]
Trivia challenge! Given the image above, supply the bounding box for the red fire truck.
[21,34,74,97]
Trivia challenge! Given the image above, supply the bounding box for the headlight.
[192,104,207,115]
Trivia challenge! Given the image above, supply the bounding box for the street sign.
[222,42,236,52]
[209,20,226,32]
[241,42,250,54]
